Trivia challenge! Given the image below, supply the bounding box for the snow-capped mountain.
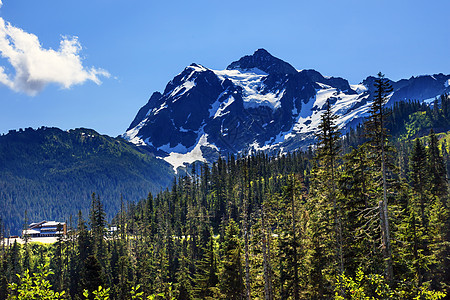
[124,49,450,171]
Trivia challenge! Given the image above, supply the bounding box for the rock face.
[227,48,298,75]
[124,49,450,171]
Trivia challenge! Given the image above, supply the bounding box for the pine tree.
[339,144,382,276]
[75,211,92,298]
[0,273,6,300]
[410,138,429,228]
[89,193,106,260]
[307,165,334,298]
[21,211,31,274]
[428,195,450,294]
[220,219,244,300]
[261,199,273,300]
[315,99,344,275]
[275,175,310,299]
[117,254,133,299]
[81,255,105,300]
[77,211,91,264]
[427,130,447,198]
[175,239,193,300]
[304,99,344,298]
[193,228,219,299]
[49,233,65,293]
[426,130,450,294]
[364,72,394,283]
[241,165,252,300]
[6,241,21,284]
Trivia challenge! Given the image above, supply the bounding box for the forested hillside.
[344,93,450,147]
[0,127,174,235]
[0,76,449,299]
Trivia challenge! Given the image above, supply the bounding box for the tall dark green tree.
[315,99,344,274]
[193,228,219,299]
[0,274,6,300]
[405,138,432,285]
[364,72,394,283]
[220,219,244,300]
[74,211,92,298]
[81,254,105,300]
[89,193,107,259]
[307,165,335,298]
[21,211,31,273]
[426,131,450,294]
[427,130,448,198]
[175,239,193,300]
[339,144,382,276]
[410,138,430,227]
[278,175,306,300]
[6,241,21,284]
[49,232,65,293]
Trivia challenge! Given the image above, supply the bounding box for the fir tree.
[339,144,382,276]
[220,219,244,300]
[0,274,6,300]
[427,129,447,198]
[315,99,344,275]
[364,72,394,283]
[89,193,107,260]
[6,241,21,284]
[193,228,219,299]
[81,255,105,300]
[175,239,193,300]
[410,138,430,228]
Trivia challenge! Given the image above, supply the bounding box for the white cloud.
[0,17,110,96]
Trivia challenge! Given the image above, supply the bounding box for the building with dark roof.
[22,221,67,238]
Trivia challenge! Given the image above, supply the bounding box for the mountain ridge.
[124,49,450,171]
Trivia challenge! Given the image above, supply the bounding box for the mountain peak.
[226,48,298,75]
[253,48,272,57]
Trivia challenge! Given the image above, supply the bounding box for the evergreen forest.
[1,75,450,299]
[0,127,174,235]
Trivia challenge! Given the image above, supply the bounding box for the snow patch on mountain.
[351,84,368,94]
[170,80,196,100]
[123,120,148,146]
[163,133,217,172]
[248,129,290,152]
[424,97,437,104]
[210,95,235,119]
[284,85,370,141]
[165,64,207,100]
[283,95,318,140]
[213,68,284,109]
[248,140,273,152]
[158,142,189,154]
[338,101,371,125]
[313,83,337,109]
[186,64,208,74]
[446,79,450,88]
[249,94,320,152]
[152,102,168,115]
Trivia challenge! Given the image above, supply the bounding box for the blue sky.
[0,0,449,136]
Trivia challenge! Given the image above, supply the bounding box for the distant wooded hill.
[0,127,174,235]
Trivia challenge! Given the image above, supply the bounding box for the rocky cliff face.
[124,49,450,171]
